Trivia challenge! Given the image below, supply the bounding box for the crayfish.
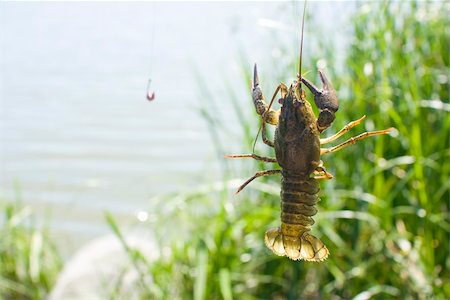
[226,3,393,261]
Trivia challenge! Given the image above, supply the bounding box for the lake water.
[0,1,352,256]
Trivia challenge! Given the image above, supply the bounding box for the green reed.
[0,200,62,300]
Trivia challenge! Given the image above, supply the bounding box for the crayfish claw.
[301,70,339,132]
[302,70,338,112]
[301,76,320,96]
[317,70,338,112]
[318,70,332,93]
[252,63,269,116]
[253,63,260,89]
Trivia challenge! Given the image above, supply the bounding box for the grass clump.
[0,200,62,300]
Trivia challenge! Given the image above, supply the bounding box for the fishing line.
[146,2,157,101]
[298,0,307,89]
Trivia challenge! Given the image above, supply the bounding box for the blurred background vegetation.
[1,196,62,299]
[1,1,448,299]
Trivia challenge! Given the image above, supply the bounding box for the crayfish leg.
[321,128,394,155]
[225,153,277,163]
[320,115,366,145]
[235,169,281,194]
[312,161,333,180]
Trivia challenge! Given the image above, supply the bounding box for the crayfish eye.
[278,98,284,105]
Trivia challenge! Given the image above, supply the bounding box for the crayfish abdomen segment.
[264,175,329,261]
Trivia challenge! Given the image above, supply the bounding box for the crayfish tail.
[264,227,329,261]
